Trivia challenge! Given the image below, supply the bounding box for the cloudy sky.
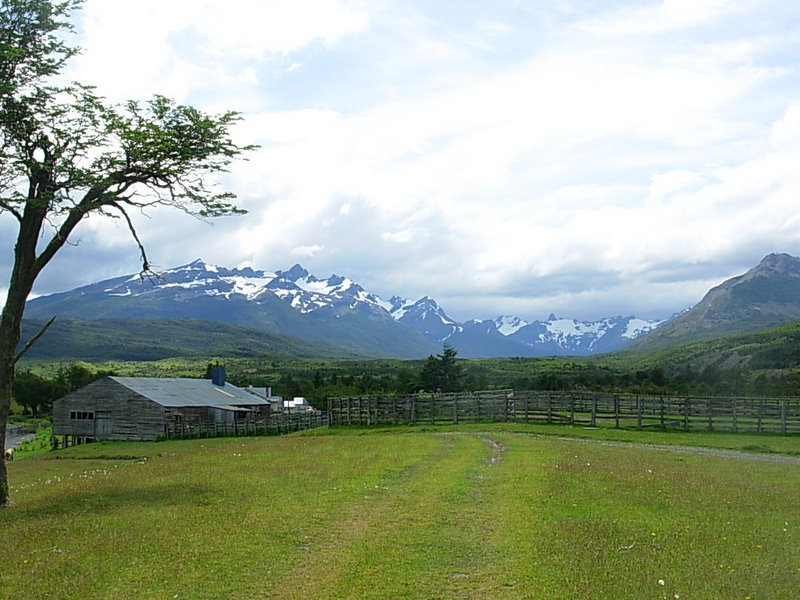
[3,0,800,322]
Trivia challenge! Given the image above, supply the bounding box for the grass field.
[2,424,799,599]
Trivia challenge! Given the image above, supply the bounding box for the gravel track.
[534,434,800,465]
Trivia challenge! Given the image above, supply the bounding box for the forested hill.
[19,318,363,362]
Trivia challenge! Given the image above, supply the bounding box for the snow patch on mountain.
[495,315,529,336]
[152,261,663,354]
[623,317,664,339]
[30,257,666,357]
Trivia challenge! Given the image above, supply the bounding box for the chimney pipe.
[211,367,226,386]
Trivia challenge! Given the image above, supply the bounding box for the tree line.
[13,363,116,416]
[12,342,796,418]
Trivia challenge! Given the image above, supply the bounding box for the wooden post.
[732,400,738,433]
[707,398,713,431]
[684,398,690,430]
[547,394,552,424]
[591,394,597,427]
[453,395,458,424]
[614,395,620,428]
[781,400,787,435]
[636,395,642,429]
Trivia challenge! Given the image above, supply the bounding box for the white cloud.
[69,0,369,104]
[771,103,800,150]
[5,0,800,323]
[292,244,325,257]
[580,0,736,35]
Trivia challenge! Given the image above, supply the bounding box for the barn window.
[69,411,94,420]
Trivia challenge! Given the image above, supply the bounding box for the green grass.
[2,426,799,599]
[11,423,53,459]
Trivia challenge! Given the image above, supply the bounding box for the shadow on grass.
[6,481,218,521]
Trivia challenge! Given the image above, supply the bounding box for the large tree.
[0,0,254,505]
[420,344,464,393]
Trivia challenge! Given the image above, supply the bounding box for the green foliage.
[19,317,364,361]
[17,317,800,404]
[12,423,51,457]
[0,0,80,96]
[203,360,224,379]
[11,369,53,415]
[420,344,464,392]
[12,362,113,415]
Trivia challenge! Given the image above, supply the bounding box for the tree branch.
[0,201,23,221]
[13,315,55,364]
[109,200,162,282]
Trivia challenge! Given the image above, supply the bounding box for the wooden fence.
[164,409,327,439]
[327,390,800,435]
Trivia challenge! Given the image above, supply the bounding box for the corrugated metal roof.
[109,377,271,409]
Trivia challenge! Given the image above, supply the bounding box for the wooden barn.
[52,369,270,445]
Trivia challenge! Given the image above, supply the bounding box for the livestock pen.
[327,390,800,434]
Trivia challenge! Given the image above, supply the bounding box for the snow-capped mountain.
[389,296,460,341]
[25,260,436,358]
[25,259,664,358]
[507,314,663,356]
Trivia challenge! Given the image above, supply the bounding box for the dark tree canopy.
[420,344,464,393]
[13,363,113,416]
[0,0,254,506]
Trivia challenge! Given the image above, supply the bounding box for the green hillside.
[630,318,800,371]
[20,317,363,361]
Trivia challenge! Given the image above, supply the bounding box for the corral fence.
[327,390,800,435]
[164,409,327,439]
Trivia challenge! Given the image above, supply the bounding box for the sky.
[3,0,800,322]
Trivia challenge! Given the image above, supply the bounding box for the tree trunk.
[0,361,12,506]
[0,309,22,506]
[0,288,29,505]
[0,214,42,506]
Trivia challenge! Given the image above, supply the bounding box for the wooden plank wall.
[327,391,800,434]
[53,378,165,441]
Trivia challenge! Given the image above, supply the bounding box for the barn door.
[94,410,112,439]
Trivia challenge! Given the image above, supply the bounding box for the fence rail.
[327,391,800,434]
[164,410,327,439]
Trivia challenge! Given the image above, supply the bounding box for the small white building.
[245,386,283,412]
[286,397,315,412]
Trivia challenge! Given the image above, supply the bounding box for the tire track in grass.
[259,433,502,599]
[455,434,566,599]
[462,433,800,599]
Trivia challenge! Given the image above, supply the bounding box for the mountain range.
[24,259,663,359]
[636,252,800,350]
